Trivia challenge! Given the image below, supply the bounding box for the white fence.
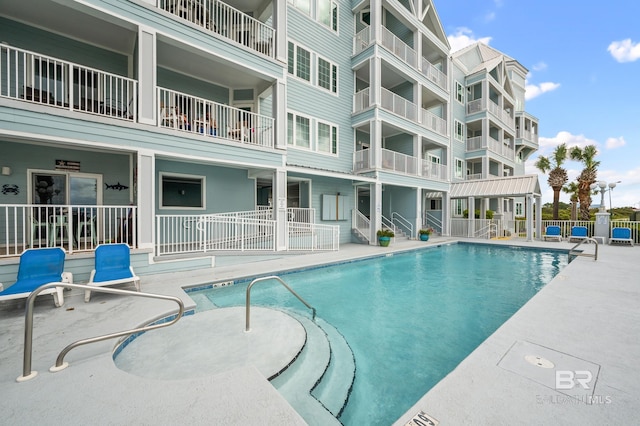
[287,222,340,251]
[0,204,136,257]
[0,44,137,121]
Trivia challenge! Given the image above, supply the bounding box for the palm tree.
[569,145,600,220]
[562,182,579,221]
[534,143,568,220]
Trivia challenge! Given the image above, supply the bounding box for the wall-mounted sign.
[55,160,80,172]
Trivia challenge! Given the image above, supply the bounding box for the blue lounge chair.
[569,226,588,243]
[0,248,66,307]
[610,227,634,246]
[85,244,140,302]
[543,225,562,242]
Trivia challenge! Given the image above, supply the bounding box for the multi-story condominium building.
[0,0,541,279]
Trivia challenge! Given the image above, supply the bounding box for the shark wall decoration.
[105,182,129,191]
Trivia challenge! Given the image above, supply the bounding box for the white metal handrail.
[17,283,185,382]
[245,276,316,331]
[391,212,413,238]
[353,210,370,243]
[425,211,442,234]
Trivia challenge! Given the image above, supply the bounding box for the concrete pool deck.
[0,238,638,424]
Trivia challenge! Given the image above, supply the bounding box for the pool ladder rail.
[245,275,316,332]
[569,237,599,261]
[17,283,185,382]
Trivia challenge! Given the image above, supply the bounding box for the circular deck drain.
[524,355,554,369]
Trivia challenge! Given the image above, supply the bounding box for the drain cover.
[524,355,554,368]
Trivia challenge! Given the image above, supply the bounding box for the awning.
[450,175,541,199]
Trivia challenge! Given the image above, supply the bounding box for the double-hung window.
[317,121,338,154]
[288,42,311,82]
[455,81,464,104]
[288,113,311,149]
[454,119,465,142]
[317,57,337,93]
[455,158,464,179]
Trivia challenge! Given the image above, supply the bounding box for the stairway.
[271,311,356,425]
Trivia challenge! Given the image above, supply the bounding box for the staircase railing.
[352,210,370,243]
[17,283,184,382]
[425,211,442,234]
[245,276,316,332]
[391,212,413,238]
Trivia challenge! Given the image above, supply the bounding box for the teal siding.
[158,68,229,104]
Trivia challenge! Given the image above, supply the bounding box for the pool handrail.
[17,283,185,382]
[568,237,599,261]
[245,275,316,332]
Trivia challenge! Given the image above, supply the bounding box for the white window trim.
[454,119,465,142]
[316,118,339,156]
[287,0,339,34]
[159,172,206,210]
[288,41,312,83]
[428,154,441,164]
[454,157,465,179]
[316,53,339,96]
[288,40,339,95]
[288,110,313,151]
[455,80,465,104]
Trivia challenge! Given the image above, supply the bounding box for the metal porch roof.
[450,175,541,198]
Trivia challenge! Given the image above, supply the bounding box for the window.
[454,199,464,216]
[455,158,464,179]
[454,120,465,141]
[317,122,338,154]
[288,0,311,15]
[430,199,442,210]
[288,112,311,149]
[318,57,338,93]
[318,0,338,31]
[515,202,523,217]
[288,42,311,82]
[455,81,464,104]
[160,173,205,209]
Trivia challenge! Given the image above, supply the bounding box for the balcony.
[157,0,275,58]
[353,27,447,91]
[0,45,137,122]
[353,148,447,181]
[466,136,515,160]
[380,87,418,122]
[0,45,275,149]
[516,128,539,145]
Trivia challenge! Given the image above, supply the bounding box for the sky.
[434,0,640,209]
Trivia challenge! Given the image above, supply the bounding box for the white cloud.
[524,81,560,100]
[608,39,640,63]
[605,136,626,149]
[535,131,599,158]
[532,62,547,71]
[448,28,492,53]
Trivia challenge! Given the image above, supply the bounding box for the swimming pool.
[193,243,568,424]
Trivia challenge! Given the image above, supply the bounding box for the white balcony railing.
[421,109,448,136]
[466,136,514,160]
[353,88,370,113]
[380,87,417,121]
[158,0,275,58]
[353,27,371,55]
[353,149,371,172]
[381,149,418,175]
[421,58,447,91]
[158,87,274,148]
[0,204,137,257]
[421,160,448,181]
[287,222,340,251]
[0,45,137,121]
[380,26,417,68]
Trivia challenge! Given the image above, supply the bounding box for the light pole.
[590,181,621,212]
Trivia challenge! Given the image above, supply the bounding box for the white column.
[526,194,534,241]
[370,182,383,244]
[442,192,450,236]
[273,0,287,63]
[415,189,422,238]
[370,0,382,43]
[273,79,287,149]
[370,57,381,106]
[535,195,542,241]
[467,196,475,237]
[273,168,287,250]
[371,119,382,169]
[136,150,155,250]
[137,27,157,126]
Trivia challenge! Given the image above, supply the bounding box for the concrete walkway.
[1,238,639,425]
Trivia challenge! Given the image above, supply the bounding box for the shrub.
[377,229,395,238]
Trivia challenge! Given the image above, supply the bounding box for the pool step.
[271,313,339,425]
[311,318,355,418]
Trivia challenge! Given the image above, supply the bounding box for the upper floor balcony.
[466,135,514,160]
[467,98,515,130]
[157,0,275,58]
[353,87,448,137]
[353,27,447,92]
[1,44,275,149]
[353,149,448,181]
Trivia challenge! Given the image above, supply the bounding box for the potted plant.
[377,229,395,247]
[418,227,434,241]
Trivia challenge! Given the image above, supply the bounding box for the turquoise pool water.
[196,243,568,424]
